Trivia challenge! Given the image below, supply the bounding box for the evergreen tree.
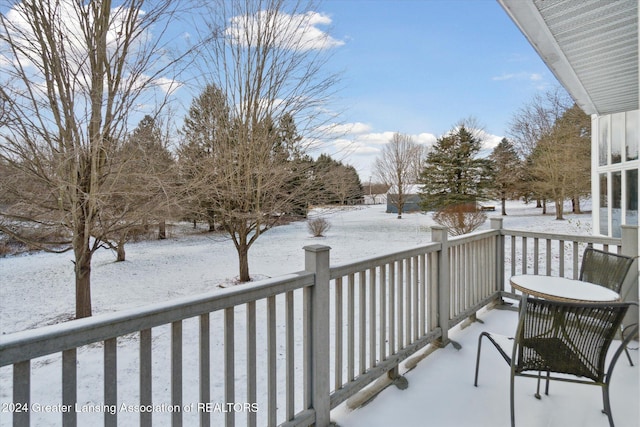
[311,154,364,205]
[178,84,230,230]
[102,115,176,260]
[488,138,522,215]
[418,125,493,210]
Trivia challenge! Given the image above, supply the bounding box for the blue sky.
[1,0,562,182]
[311,0,561,181]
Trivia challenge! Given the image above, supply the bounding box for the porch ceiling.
[498,0,638,116]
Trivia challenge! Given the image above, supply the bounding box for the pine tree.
[418,125,493,210]
[488,138,522,215]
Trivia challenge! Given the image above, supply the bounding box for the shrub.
[432,203,487,236]
[307,217,331,237]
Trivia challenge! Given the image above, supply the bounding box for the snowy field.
[2,200,637,427]
[1,200,594,335]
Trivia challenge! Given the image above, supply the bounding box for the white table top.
[509,274,621,303]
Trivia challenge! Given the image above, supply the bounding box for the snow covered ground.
[0,200,594,335]
[1,200,637,427]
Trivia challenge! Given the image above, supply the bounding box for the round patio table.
[509,274,621,303]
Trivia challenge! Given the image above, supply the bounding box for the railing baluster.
[13,360,30,427]
[200,314,211,427]
[546,239,552,275]
[267,296,277,427]
[347,273,355,381]
[334,278,343,390]
[389,262,396,355]
[572,241,579,279]
[397,260,404,350]
[510,236,516,277]
[379,265,387,362]
[171,321,182,427]
[104,338,117,427]
[369,267,376,368]
[412,256,419,342]
[62,348,77,427]
[521,236,527,274]
[285,292,293,423]
[419,254,426,337]
[246,303,257,427]
[429,253,438,329]
[559,240,565,277]
[405,257,412,345]
[140,329,152,427]
[358,271,366,374]
[224,308,234,427]
[303,286,312,409]
[533,238,539,274]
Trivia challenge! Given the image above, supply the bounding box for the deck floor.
[331,304,640,427]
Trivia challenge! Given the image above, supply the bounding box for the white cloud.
[492,72,545,82]
[226,10,344,51]
[322,122,372,135]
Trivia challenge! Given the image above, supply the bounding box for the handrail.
[0,271,315,366]
[501,228,620,246]
[0,224,635,427]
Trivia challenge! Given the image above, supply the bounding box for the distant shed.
[386,184,422,214]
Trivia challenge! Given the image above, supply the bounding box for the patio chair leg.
[544,371,550,396]
[623,346,633,367]
[474,333,484,386]
[602,384,614,427]
[621,324,634,367]
[510,371,516,427]
[534,371,550,399]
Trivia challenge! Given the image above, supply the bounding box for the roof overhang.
[498,0,638,116]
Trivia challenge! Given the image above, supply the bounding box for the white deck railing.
[1,223,636,427]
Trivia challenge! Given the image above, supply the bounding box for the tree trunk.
[572,196,581,214]
[555,199,564,220]
[536,199,542,208]
[158,220,166,239]
[542,201,547,215]
[238,245,250,282]
[116,244,126,262]
[501,197,507,216]
[74,242,93,319]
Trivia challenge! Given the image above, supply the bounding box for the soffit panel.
[499,0,638,115]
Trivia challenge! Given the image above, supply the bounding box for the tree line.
[376,92,591,234]
[0,0,361,319]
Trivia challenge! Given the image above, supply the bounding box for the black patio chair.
[579,247,634,294]
[474,296,638,427]
[580,247,635,365]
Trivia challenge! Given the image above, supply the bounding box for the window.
[611,113,624,164]
[598,116,609,166]
[612,172,621,237]
[626,110,639,161]
[627,169,638,226]
[599,173,608,235]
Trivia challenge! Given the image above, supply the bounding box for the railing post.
[304,245,331,427]
[620,225,639,326]
[431,226,450,346]
[491,218,505,294]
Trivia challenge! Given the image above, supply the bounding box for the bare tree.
[508,88,573,213]
[0,0,185,318]
[374,132,422,219]
[508,88,571,159]
[527,104,590,220]
[184,0,341,282]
